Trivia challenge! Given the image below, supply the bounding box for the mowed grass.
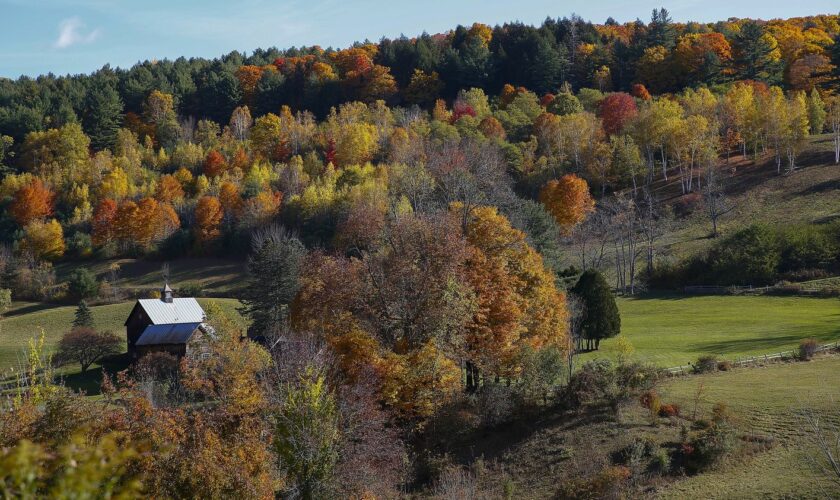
[655,356,840,499]
[580,294,840,367]
[55,257,247,295]
[0,298,244,372]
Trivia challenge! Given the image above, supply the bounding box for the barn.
[124,284,213,358]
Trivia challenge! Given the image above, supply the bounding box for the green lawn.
[655,356,840,498]
[55,257,247,295]
[580,294,840,367]
[0,298,244,373]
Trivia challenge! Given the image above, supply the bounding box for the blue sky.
[1,0,837,78]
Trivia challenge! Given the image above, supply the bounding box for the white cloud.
[53,17,101,49]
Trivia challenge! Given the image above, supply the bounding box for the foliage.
[239,224,306,338]
[693,355,720,374]
[21,219,65,261]
[72,300,94,329]
[271,367,341,499]
[539,174,595,232]
[9,179,54,226]
[55,327,121,373]
[67,268,99,299]
[798,338,819,361]
[571,270,621,349]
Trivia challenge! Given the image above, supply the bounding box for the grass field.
[0,298,244,372]
[55,257,247,295]
[655,356,840,498]
[578,294,840,368]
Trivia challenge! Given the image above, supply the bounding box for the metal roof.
[136,298,205,325]
[136,322,202,346]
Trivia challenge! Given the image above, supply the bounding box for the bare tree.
[702,163,735,237]
[426,139,514,230]
[638,189,672,278]
[568,209,611,272]
[801,400,840,493]
[605,195,644,293]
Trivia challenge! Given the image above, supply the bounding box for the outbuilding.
[124,284,212,358]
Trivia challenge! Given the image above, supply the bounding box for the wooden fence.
[665,341,840,376]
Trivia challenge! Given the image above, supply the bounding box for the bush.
[56,327,122,373]
[517,346,564,406]
[693,355,719,374]
[717,360,732,371]
[672,192,702,218]
[682,423,736,473]
[67,231,93,258]
[475,384,518,427]
[658,404,680,417]
[798,338,819,361]
[134,352,180,381]
[564,360,661,413]
[557,465,631,499]
[706,224,781,286]
[67,268,100,300]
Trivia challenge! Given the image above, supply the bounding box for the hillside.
[452,356,840,498]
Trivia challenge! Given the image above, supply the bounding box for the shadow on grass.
[620,292,697,301]
[3,302,65,318]
[61,353,131,396]
[689,326,840,356]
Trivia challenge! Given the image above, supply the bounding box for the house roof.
[136,322,202,346]
[134,298,205,325]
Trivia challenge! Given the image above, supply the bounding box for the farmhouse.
[124,284,213,358]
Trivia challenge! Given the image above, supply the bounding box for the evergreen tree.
[83,79,124,151]
[646,8,677,50]
[570,270,621,350]
[73,300,95,329]
[830,33,840,92]
[733,21,783,85]
[239,225,306,339]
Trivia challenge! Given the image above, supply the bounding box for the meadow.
[581,294,840,367]
[0,298,244,378]
[655,356,840,498]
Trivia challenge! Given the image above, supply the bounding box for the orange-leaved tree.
[539,174,596,233]
[10,178,54,226]
[194,196,223,243]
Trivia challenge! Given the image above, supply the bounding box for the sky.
[1,0,837,78]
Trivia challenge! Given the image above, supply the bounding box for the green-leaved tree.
[570,269,621,350]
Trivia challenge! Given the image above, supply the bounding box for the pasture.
[580,294,840,367]
[655,356,840,498]
[0,298,244,373]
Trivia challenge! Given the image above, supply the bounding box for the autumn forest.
[1,7,840,499]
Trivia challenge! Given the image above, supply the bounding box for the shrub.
[517,346,564,406]
[640,389,662,421]
[717,360,732,371]
[557,465,631,499]
[672,192,702,218]
[659,403,680,417]
[706,224,781,286]
[693,355,719,374]
[682,423,736,473]
[67,268,100,300]
[798,338,819,361]
[67,231,93,258]
[650,448,671,474]
[56,327,122,373]
[564,360,661,415]
[134,352,180,381]
[475,384,518,427]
